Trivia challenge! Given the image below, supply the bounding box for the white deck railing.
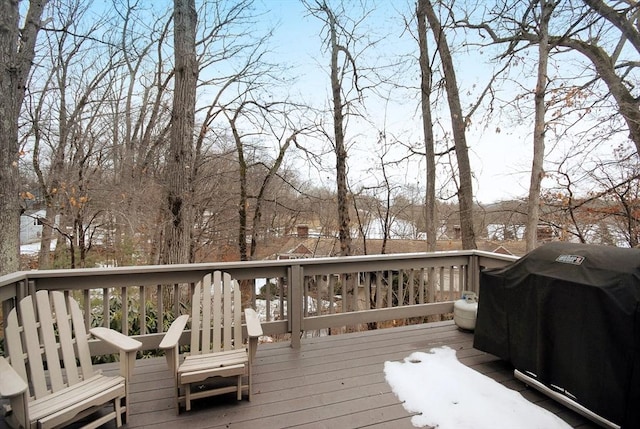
[0,250,516,353]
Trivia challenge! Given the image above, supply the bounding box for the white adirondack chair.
[159,271,263,413]
[0,290,141,429]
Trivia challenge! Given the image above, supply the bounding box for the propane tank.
[454,291,478,331]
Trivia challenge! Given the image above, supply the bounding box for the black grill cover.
[473,242,640,428]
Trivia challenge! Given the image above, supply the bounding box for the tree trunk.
[423,0,476,250]
[163,0,197,265]
[526,0,553,252]
[249,131,299,259]
[0,0,48,275]
[417,0,437,252]
[38,207,56,268]
[327,7,352,257]
[31,91,61,269]
[228,111,249,261]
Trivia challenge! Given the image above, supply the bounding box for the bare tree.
[422,0,477,249]
[462,1,640,156]
[109,2,173,265]
[580,0,640,155]
[596,149,640,248]
[224,99,309,260]
[163,0,197,264]
[416,0,438,251]
[305,0,371,256]
[351,132,397,254]
[248,127,305,260]
[27,1,118,268]
[0,0,48,274]
[526,0,555,251]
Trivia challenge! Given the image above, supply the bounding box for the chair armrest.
[159,314,190,350]
[90,327,142,353]
[244,308,263,337]
[0,356,27,398]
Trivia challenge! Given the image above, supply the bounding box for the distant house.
[277,243,314,260]
[20,210,60,245]
[486,223,526,241]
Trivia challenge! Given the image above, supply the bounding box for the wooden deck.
[3,321,600,429]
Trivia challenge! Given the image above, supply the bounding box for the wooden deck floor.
[3,321,600,429]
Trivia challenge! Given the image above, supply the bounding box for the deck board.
[1,321,600,428]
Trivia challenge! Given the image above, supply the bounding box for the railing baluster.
[303,275,309,318]
[419,268,425,304]
[375,271,382,308]
[364,272,371,310]
[278,277,285,320]
[426,267,433,303]
[409,269,415,305]
[83,289,90,331]
[341,273,347,313]
[102,288,110,329]
[289,265,303,349]
[315,274,322,316]
[438,267,444,301]
[156,284,164,332]
[329,275,335,314]
[265,277,272,322]
[173,283,180,320]
[121,286,128,335]
[398,269,404,306]
[350,272,354,312]
[140,285,146,335]
[387,270,393,308]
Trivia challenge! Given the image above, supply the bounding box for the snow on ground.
[384,346,571,429]
[20,239,57,255]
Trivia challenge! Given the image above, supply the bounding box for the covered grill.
[473,242,640,429]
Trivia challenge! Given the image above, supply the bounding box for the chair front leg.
[185,381,192,412]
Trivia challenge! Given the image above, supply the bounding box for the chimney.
[297,225,309,238]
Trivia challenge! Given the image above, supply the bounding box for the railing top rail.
[0,249,519,290]
[0,271,27,288]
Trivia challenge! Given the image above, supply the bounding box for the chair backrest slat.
[232,278,242,351]
[201,274,213,353]
[35,291,64,392]
[19,295,49,399]
[222,272,233,350]
[52,292,81,385]
[5,310,29,395]
[212,271,223,352]
[68,294,94,378]
[190,281,202,353]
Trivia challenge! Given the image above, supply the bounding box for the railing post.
[289,264,303,349]
[25,280,35,300]
[468,253,479,294]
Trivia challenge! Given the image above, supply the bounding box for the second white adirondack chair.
[159,271,263,413]
[0,290,141,429]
